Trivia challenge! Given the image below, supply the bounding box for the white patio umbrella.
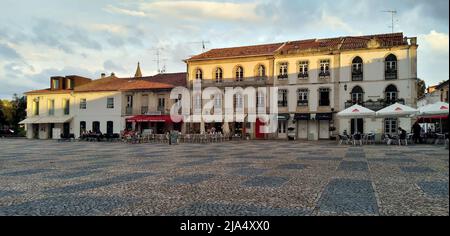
[418,102,449,133]
[419,102,449,116]
[375,103,418,118]
[338,104,375,134]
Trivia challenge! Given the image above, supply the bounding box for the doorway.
[351,118,364,134]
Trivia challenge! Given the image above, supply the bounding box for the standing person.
[398,127,407,146]
[412,121,422,144]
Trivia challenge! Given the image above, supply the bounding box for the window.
[235,93,244,109]
[80,98,87,110]
[257,92,265,108]
[385,54,397,80]
[278,121,287,134]
[158,97,165,112]
[351,86,364,104]
[278,89,288,107]
[48,99,55,116]
[33,100,39,116]
[319,88,330,106]
[257,64,266,78]
[384,118,398,135]
[141,94,149,114]
[278,62,288,79]
[214,95,222,107]
[351,57,363,81]
[319,59,330,77]
[52,79,60,89]
[385,85,398,104]
[107,97,114,109]
[107,121,113,135]
[297,89,308,106]
[194,94,202,110]
[195,69,203,80]
[298,61,309,78]
[63,99,70,115]
[215,68,223,83]
[92,121,100,133]
[126,95,133,107]
[235,66,244,81]
[80,121,86,136]
[67,79,74,89]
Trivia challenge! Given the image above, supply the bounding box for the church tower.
[134,62,142,78]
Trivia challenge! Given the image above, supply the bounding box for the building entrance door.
[255,119,265,139]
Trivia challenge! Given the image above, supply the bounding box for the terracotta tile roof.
[187,33,408,60]
[187,43,284,61]
[24,89,72,95]
[74,76,128,92]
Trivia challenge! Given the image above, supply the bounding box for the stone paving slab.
[0,139,448,216]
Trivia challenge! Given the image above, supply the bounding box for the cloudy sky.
[0,0,448,99]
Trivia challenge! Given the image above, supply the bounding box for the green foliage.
[417,79,426,98]
[0,94,27,134]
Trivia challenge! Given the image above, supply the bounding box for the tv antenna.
[189,40,210,52]
[150,47,167,74]
[382,10,398,33]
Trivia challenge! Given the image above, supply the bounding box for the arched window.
[235,66,244,81]
[351,56,363,81]
[385,84,398,104]
[195,68,203,80]
[215,68,223,83]
[351,86,364,104]
[257,64,266,78]
[385,54,397,80]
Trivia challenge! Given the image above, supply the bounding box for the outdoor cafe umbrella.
[418,102,449,133]
[375,103,418,118]
[337,104,375,134]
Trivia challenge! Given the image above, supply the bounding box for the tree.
[0,100,5,129]
[11,94,27,131]
[417,79,426,99]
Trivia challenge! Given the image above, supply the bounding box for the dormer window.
[67,78,74,89]
[52,79,60,90]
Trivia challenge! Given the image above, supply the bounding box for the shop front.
[126,115,182,134]
[316,113,333,140]
[294,113,310,140]
[277,113,290,139]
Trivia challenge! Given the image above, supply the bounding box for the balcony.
[278,100,288,107]
[319,71,330,79]
[351,71,363,81]
[297,101,308,106]
[319,100,330,107]
[126,106,133,115]
[157,106,165,113]
[385,70,397,80]
[344,98,406,111]
[141,106,148,115]
[277,74,288,80]
[298,73,309,79]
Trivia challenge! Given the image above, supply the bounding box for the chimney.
[111,72,115,76]
[101,73,106,78]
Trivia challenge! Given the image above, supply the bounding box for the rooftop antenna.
[189,40,211,52]
[150,47,167,74]
[382,10,398,33]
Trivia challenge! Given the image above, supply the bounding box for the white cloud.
[420,30,449,53]
[89,24,128,35]
[316,11,361,35]
[103,5,146,17]
[108,1,262,22]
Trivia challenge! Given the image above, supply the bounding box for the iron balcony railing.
[344,98,406,111]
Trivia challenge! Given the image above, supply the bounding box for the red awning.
[417,115,449,123]
[126,115,183,123]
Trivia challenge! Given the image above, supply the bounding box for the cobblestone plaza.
[0,139,448,216]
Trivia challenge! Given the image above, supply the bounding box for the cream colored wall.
[187,56,273,82]
[122,91,175,115]
[26,93,73,118]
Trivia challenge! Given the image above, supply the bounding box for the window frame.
[297,88,309,106]
[106,97,114,109]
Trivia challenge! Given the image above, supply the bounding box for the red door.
[255,118,265,139]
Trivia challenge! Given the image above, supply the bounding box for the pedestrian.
[412,121,422,144]
[398,127,407,146]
